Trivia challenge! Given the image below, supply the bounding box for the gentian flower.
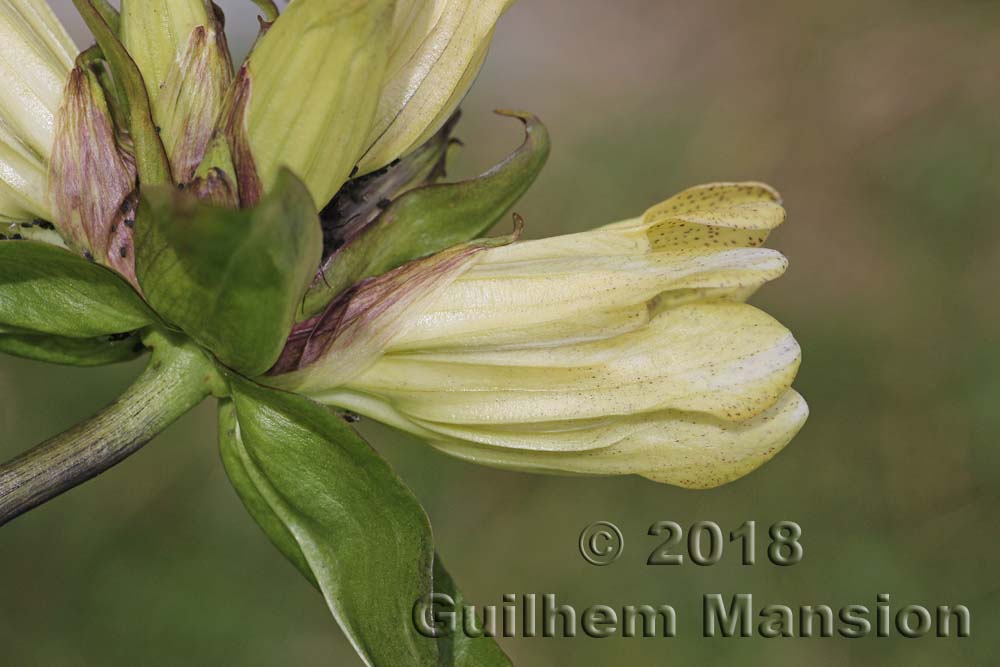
[270,182,807,488]
[0,0,76,225]
[0,2,809,663]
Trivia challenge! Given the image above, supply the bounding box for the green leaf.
[0,332,144,366]
[218,400,315,585]
[0,241,152,337]
[134,169,322,376]
[218,377,437,665]
[301,111,550,317]
[219,384,512,665]
[433,557,513,667]
[73,0,172,185]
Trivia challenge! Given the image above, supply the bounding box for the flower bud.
[49,63,137,278]
[239,0,396,208]
[0,0,77,222]
[356,0,515,175]
[269,183,807,488]
[121,0,234,183]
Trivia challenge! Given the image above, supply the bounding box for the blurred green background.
[2,1,998,665]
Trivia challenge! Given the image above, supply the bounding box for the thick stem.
[0,337,216,526]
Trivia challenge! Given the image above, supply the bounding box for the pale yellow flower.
[243,0,396,207]
[0,0,76,222]
[357,0,517,175]
[271,183,808,488]
[243,0,515,207]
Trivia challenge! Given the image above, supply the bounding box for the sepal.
[302,111,548,316]
[269,234,514,389]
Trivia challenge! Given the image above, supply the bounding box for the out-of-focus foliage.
[1,1,997,665]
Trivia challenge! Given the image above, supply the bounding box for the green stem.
[0,335,217,526]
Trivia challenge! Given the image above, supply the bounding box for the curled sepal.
[121,0,234,184]
[0,331,144,366]
[238,0,396,208]
[301,113,457,316]
[357,0,516,174]
[49,62,137,273]
[301,111,548,317]
[134,169,322,376]
[269,231,517,391]
[0,241,152,338]
[319,113,458,256]
[248,0,279,23]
